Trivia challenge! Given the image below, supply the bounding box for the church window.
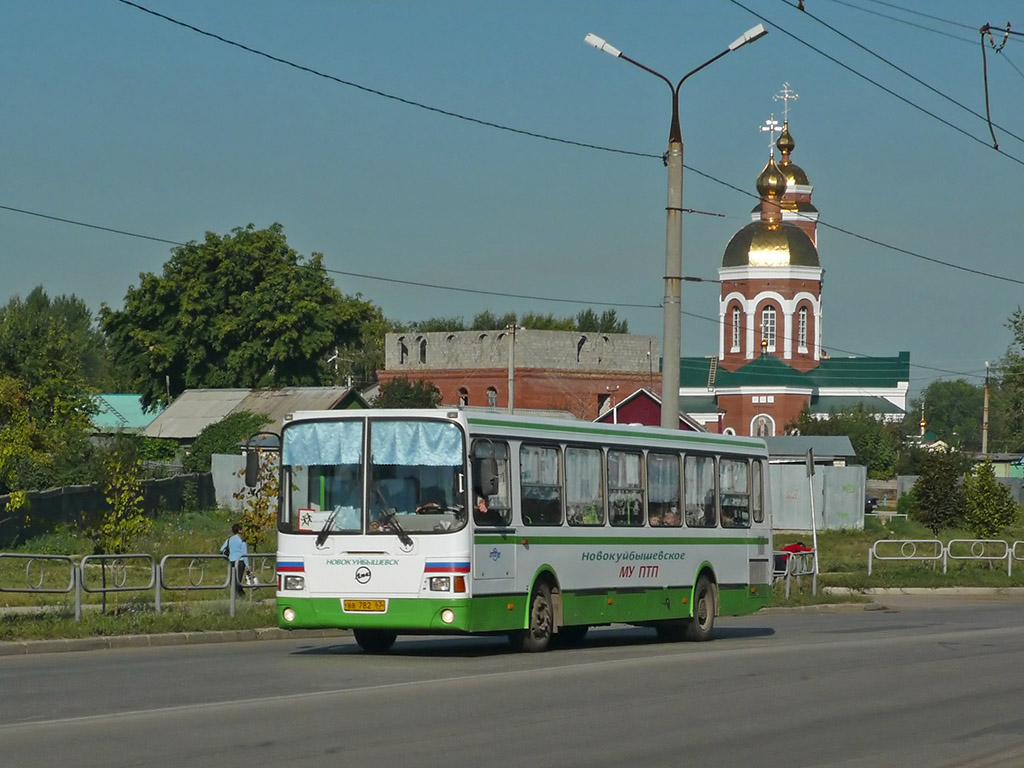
[797,307,808,351]
[731,307,741,353]
[761,307,777,352]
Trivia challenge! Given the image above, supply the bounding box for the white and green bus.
[268,409,772,652]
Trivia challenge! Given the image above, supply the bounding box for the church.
[678,98,909,436]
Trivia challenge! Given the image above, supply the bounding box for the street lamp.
[585,24,768,429]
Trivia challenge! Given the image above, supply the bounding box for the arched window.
[458,387,469,406]
[751,414,775,437]
[576,335,587,362]
[761,306,777,352]
[486,387,498,407]
[418,338,427,363]
[797,306,808,351]
[398,336,408,364]
[731,306,741,353]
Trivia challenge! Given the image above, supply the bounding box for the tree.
[233,448,279,552]
[911,450,968,535]
[575,308,629,333]
[376,378,441,408]
[787,405,902,478]
[100,223,378,408]
[906,379,983,451]
[90,440,151,556]
[990,307,1024,452]
[962,460,1019,539]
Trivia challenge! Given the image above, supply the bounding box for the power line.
[788,0,1024,147]
[820,0,974,45]
[0,204,183,245]
[857,0,976,32]
[113,0,659,162]
[725,0,1024,167]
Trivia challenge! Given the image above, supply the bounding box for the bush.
[182,411,269,473]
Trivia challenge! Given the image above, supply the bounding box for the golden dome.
[776,122,809,186]
[756,157,787,201]
[722,221,820,268]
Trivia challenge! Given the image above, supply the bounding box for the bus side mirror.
[474,458,499,497]
[244,450,260,488]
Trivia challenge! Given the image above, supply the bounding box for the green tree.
[93,446,150,555]
[234,448,280,552]
[991,307,1024,452]
[911,450,968,535]
[788,405,902,478]
[376,378,441,408]
[905,379,983,451]
[100,223,378,409]
[962,460,1019,539]
[575,308,629,333]
[0,377,49,509]
[471,311,517,330]
[182,411,271,474]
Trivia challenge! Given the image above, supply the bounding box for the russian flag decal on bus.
[277,559,305,573]
[423,561,471,574]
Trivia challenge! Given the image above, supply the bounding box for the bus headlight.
[441,608,455,624]
[283,575,305,591]
[282,607,296,623]
[429,576,451,592]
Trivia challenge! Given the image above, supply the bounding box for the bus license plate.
[343,599,387,613]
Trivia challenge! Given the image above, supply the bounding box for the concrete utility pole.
[983,361,990,454]
[585,25,768,429]
[506,323,517,414]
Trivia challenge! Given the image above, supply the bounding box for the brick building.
[677,113,909,435]
[378,328,660,420]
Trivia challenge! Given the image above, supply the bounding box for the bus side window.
[719,458,750,529]
[520,443,562,526]
[684,454,716,528]
[647,452,680,527]
[471,440,512,527]
[752,460,765,523]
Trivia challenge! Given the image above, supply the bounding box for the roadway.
[1,594,1023,768]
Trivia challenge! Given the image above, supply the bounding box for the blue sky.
[3,1,1022,397]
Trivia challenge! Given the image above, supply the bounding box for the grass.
[2,509,1022,640]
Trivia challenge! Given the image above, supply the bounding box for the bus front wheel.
[353,629,397,653]
[684,575,716,642]
[510,582,554,652]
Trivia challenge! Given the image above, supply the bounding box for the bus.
[263,408,772,652]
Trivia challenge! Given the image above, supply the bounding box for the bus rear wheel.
[684,575,716,642]
[510,582,554,652]
[353,629,397,653]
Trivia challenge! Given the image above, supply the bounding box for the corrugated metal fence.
[0,474,216,547]
[770,464,866,531]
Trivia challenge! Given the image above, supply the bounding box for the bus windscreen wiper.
[315,508,339,547]
[379,510,413,548]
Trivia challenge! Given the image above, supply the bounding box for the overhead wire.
[8,0,1010,383]
[778,0,1024,148]
[725,0,1024,167]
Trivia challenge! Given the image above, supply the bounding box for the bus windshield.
[280,418,468,536]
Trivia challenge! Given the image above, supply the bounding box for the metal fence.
[868,539,1024,576]
[773,550,818,598]
[0,551,277,621]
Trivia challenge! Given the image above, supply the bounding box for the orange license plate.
[343,599,387,613]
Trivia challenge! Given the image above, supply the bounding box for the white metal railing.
[869,539,1024,576]
[0,551,276,621]
[773,549,817,597]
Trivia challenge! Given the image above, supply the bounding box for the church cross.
[773,82,799,123]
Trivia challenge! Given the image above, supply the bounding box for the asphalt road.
[2,594,1023,768]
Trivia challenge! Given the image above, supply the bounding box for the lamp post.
[585,24,768,429]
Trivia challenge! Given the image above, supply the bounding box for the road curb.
[0,627,350,656]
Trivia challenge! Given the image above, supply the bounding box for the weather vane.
[760,114,781,154]
[773,82,799,123]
